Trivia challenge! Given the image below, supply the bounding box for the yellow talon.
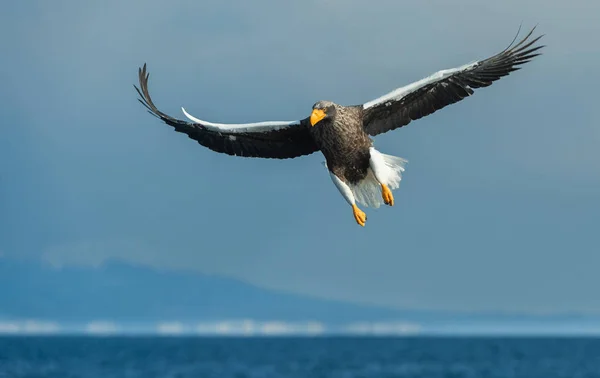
[352,204,367,227]
[381,184,394,206]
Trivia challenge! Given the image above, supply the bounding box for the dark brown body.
[309,105,373,184]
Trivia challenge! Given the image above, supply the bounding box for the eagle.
[134,26,544,227]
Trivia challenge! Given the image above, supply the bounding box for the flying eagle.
[134,27,544,227]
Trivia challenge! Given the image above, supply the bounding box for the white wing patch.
[363,61,479,109]
[181,107,301,133]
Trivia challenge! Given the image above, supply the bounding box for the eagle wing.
[361,26,545,137]
[134,64,319,159]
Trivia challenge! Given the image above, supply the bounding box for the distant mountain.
[3,258,600,335]
[0,258,419,324]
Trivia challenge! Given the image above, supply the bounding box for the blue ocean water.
[0,336,599,378]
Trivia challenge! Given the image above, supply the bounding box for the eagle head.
[310,101,337,126]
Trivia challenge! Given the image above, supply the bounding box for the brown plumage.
[308,101,372,185]
[134,26,544,226]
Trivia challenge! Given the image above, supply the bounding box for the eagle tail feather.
[352,149,408,209]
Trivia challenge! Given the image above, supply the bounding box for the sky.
[1,0,599,316]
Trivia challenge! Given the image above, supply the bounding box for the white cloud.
[193,320,326,336]
[156,322,185,335]
[343,321,422,335]
[195,320,255,335]
[5,319,600,336]
[85,321,118,335]
[258,321,295,335]
[22,321,60,334]
[0,322,20,334]
[259,321,326,336]
[0,320,60,335]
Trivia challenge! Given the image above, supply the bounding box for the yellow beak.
[310,109,326,126]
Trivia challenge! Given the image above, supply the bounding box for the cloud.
[259,321,325,336]
[0,323,20,334]
[156,322,185,335]
[85,321,119,335]
[0,320,60,335]
[195,320,255,336]
[193,320,326,336]
[343,321,422,336]
[5,318,600,336]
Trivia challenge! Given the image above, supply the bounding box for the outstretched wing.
[361,26,545,136]
[134,64,319,159]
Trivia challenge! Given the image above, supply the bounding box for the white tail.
[323,148,408,209]
[353,149,408,208]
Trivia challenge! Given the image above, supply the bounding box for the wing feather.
[362,26,545,136]
[134,64,319,159]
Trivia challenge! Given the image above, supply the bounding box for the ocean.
[1,336,599,377]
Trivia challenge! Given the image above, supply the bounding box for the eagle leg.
[381,184,394,206]
[328,169,368,227]
[352,204,367,227]
[369,147,406,208]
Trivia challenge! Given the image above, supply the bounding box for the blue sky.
[1,0,599,315]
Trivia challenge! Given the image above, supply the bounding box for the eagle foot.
[381,184,394,206]
[352,204,367,227]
